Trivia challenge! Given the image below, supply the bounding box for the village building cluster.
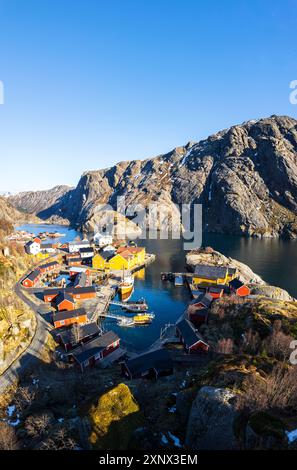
[20,230,252,380]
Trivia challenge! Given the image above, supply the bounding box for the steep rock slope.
[8,185,72,220]
[10,115,297,237]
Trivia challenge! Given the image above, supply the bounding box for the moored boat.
[119,274,134,301]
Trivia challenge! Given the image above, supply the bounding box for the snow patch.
[6,405,16,417]
[287,429,297,443]
[168,432,182,448]
[161,433,169,445]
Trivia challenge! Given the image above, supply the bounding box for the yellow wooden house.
[92,246,146,271]
[192,264,236,286]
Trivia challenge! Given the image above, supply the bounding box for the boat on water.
[118,312,155,327]
[133,312,155,325]
[122,298,148,312]
[119,273,134,301]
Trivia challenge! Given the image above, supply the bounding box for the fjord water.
[18,224,297,351]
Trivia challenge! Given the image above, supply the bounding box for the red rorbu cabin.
[22,270,41,288]
[176,318,209,354]
[55,292,75,311]
[52,307,87,328]
[38,261,59,274]
[208,285,225,299]
[229,278,250,297]
[71,331,120,372]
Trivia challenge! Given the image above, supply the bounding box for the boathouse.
[71,331,120,371]
[54,292,75,311]
[22,269,41,288]
[229,278,250,297]
[121,349,173,380]
[193,264,229,286]
[176,318,209,353]
[55,321,100,351]
[52,307,87,328]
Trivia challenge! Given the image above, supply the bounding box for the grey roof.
[229,278,244,290]
[57,322,99,346]
[72,331,119,363]
[192,292,213,308]
[43,286,96,298]
[73,272,87,288]
[26,269,41,281]
[79,247,94,254]
[208,285,226,293]
[176,318,208,348]
[194,264,228,280]
[40,243,55,249]
[69,240,90,246]
[124,349,173,377]
[39,261,59,270]
[55,292,74,306]
[53,307,86,322]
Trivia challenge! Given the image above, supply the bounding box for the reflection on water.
[17,224,297,351]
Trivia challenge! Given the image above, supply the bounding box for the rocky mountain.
[0,196,38,230]
[8,185,72,224]
[9,115,297,238]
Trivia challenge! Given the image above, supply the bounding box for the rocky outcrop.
[186,249,265,285]
[9,116,297,237]
[185,386,239,450]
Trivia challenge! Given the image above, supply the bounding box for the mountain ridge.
[8,115,297,238]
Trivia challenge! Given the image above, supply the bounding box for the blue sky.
[0,0,297,192]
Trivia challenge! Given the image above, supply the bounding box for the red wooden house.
[208,285,225,299]
[22,269,41,288]
[38,261,59,274]
[229,278,250,297]
[55,321,100,351]
[71,331,120,371]
[55,292,75,311]
[67,257,83,267]
[52,307,87,328]
[69,286,96,300]
[176,318,209,353]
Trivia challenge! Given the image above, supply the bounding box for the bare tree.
[25,413,53,438]
[0,422,19,450]
[71,323,81,345]
[237,364,297,413]
[216,337,234,354]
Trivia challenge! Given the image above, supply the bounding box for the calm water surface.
[17,224,297,351]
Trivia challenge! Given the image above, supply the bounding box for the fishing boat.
[133,312,155,325]
[122,298,148,313]
[119,272,134,301]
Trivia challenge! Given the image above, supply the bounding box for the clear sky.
[0,0,297,192]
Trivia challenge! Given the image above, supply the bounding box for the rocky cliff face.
[0,196,38,227]
[9,115,297,237]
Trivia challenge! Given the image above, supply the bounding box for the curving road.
[0,280,51,393]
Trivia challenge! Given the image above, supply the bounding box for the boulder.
[185,386,239,450]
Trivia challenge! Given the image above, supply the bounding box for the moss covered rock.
[88,383,144,450]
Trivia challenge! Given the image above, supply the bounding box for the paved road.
[0,282,51,393]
